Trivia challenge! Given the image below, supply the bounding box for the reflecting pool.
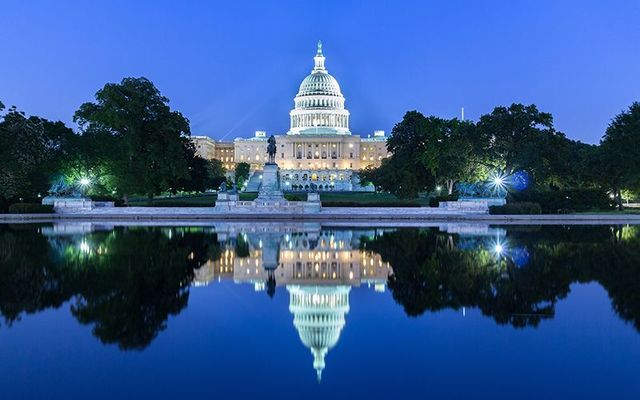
[0,222,639,399]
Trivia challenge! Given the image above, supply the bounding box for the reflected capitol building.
[193,225,392,380]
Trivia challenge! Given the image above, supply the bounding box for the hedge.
[489,202,542,215]
[8,203,55,214]
[508,188,612,213]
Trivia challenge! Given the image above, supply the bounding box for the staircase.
[244,171,263,192]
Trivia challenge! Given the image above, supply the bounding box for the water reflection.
[0,222,639,379]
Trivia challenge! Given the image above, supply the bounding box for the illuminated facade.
[192,43,388,189]
[231,42,390,191]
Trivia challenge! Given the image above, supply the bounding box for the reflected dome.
[288,285,350,381]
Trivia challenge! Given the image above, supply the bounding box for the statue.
[219,181,227,192]
[48,175,82,198]
[266,135,277,164]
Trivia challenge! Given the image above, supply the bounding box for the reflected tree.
[68,228,217,350]
[0,225,72,326]
[363,225,640,330]
[0,225,221,350]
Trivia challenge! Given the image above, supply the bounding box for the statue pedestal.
[213,162,322,213]
[256,163,285,201]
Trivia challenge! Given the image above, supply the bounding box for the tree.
[235,162,250,189]
[361,111,437,198]
[597,102,640,210]
[74,77,193,200]
[0,106,74,201]
[431,119,487,194]
[476,104,567,186]
[209,159,227,189]
[178,156,226,193]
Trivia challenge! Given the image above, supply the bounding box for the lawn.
[127,193,217,207]
[125,192,428,207]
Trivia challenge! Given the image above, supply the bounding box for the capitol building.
[193,42,390,191]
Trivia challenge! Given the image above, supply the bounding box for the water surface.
[1,222,639,399]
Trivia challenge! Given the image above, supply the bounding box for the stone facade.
[192,42,390,191]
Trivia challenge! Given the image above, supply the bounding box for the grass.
[125,191,428,207]
[576,209,640,215]
[127,193,217,207]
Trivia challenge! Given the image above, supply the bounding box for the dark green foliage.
[74,77,194,199]
[178,156,226,193]
[476,104,565,185]
[234,162,251,187]
[428,194,459,207]
[489,202,542,215]
[7,203,54,214]
[360,111,437,199]
[0,107,75,201]
[597,102,640,209]
[509,188,612,213]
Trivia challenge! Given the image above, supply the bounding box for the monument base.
[438,197,506,213]
[256,163,285,201]
[214,162,321,213]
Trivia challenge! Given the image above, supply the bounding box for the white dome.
[288,285,351,382]
[288,41,350,135]
[297,72,342,97]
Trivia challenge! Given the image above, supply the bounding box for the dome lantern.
[313,40,326,72]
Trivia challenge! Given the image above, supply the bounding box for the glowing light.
[79,240,90,253]
[79,178,91,186]
[436,186,442,192]
[494,244,503,254]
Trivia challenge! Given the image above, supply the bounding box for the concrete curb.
[1,208,640,225]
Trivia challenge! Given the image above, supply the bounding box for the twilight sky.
[0,0,638,144]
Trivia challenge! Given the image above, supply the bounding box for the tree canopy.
[361,111,437,198]
[235,162,251,188]
[362,102,638,206]
[0,106,74,201]
[74,77,195,199]
[597,102,640,209]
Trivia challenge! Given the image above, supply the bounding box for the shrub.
[428,194,459,208]
[8,203,54,214]
[284,193,306,201]
[489,202,542,215]
[508,188,612,213]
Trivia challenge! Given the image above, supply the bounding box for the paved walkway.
[1,206,640,225]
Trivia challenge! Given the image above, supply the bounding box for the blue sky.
[0,0,638,144]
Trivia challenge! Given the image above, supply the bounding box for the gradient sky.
[0,0,638,144]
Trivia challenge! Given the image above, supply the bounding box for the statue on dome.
[266,135,277,164]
